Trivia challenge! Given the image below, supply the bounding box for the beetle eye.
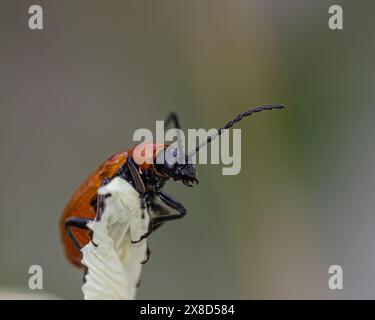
[159,147,186,170]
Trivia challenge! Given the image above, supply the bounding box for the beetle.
[60,104,285,268]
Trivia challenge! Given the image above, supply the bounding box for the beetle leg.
[127,156,147,213]
[127,156,146,194]
[133,192,186,241]
[139,224,164,264]
[83,267,88,283]
[138,227,163,267]
[89,176,112,218]
[131,203,169,244]
[64,217,95,251]
[66,180,108,249]
[141,245,151,264]
[131,192,186,245]
[96,178,113,222]
[154,191,187,224]
[131,224,152,244]
[140,195,147,211]
[131,220,165,245]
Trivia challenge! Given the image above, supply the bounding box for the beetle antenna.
[187,104,286,161]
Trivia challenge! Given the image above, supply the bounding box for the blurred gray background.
[1,0,375,299]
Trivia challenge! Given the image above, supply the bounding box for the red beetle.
[60,105,285,268]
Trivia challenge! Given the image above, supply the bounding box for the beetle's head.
[154,147,199,187]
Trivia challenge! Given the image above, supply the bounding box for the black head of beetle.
[154,147,198,187]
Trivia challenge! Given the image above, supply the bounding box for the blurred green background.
[1,0,375,299]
